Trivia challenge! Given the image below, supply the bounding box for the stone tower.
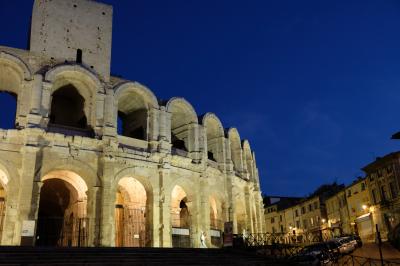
[30,0,113,81]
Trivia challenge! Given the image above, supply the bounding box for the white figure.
[200,231,207,248]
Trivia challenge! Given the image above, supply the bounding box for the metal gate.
[0,198,5,242]
[115,206,148,247]
[171,212,191,248]
[36,217,88,247]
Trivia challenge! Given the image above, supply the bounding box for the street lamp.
[362,204,368,211]
[321,219,326,223]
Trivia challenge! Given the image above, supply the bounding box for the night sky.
[1,0,400,197]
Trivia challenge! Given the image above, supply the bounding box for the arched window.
[50,85,88,129]
[167,99,198,154]
[203,114,224,163]
[117,110,146,140]
[115,83,158,141]
[0,92,17,129]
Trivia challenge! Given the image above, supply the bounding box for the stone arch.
[242,140,254,181]
[228,128,243,175]
[39,158,101,188]
[166,98,198,153]
[114,82,159,140]
[166,177,197,248]
[202,113,225,164]
[45,64,103,133]
[0,51,32,83]
[37,170,89,246]
[112,167,154,247]
[234,193,247,234]
[0,52,32,129]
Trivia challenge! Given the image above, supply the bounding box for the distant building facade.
[0,0,264,247]
[363,152,400,241]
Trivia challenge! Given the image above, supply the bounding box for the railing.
[171,212,191,248]
[210,218,223,230]
[36,217,89,247]
[0,199,4,240]
[337,255,400,266]
[207,159,219,169]
[171,148,189,157]
[170,212,190,229]
[47,123,94,137]
[117,135,149,152]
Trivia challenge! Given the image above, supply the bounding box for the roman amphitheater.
[0,0,264,248]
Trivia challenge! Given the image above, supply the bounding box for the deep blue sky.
[1,0,400,197]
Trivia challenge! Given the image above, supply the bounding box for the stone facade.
[0,0,264,247]
[363,152,400,241]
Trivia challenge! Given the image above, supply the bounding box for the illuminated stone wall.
[0,0,264,247]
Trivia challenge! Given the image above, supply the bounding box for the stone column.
[159,164,171,247]
[99,159,116,247]
[87,185,101,247]
[158,107,171,153]
[27,74,43,127]
[148,108,160,152]
[17,145,40,245]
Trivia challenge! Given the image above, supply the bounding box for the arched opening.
[168,100,197,155]
[0,92,17,129]
[116,88,151,141]
[117,110,146,140]
[209,196,224,247]
[49,85,88,130]
[235,198,246,234]
[243,143,253,181]
[204,115,224,164]
[0,169,8,243]
[115,177,149,247]
[229,129,243,176]
[36,171,88,247]
[171,185,191,247]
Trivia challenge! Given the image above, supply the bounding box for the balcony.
[171,147,188,157]
[47,123,94,138]
[118,135,148,152]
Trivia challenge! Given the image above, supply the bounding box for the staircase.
[0,246,273,266]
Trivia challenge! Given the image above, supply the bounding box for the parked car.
[350,234,362,247]
[325,240,341,260]
[334,238,352,254]
[295,244,335,265]
[291,252,333,266]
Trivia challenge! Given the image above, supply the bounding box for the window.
[76,49,82,63]
[347,190,351,197]
[303,219,308,229]
[381,186,387,201]
[296,220,300,229]
[390,182,398,199]
[295,209,299,217]
[280,225,284,233]
[279,215,282,222]
[310,217,314,226]
[314,201,318,209]
[301,207,305,214]
[361,183,366,191]
[308,204,312,212]
[372,189,377,204]
[0,92,17,129]
[271,217,275,223]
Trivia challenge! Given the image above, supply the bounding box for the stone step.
[0,247,270,266]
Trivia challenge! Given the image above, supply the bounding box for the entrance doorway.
[115,177,149,247]
[0,182,5,242]
[171,185,191,248]
[36,171,88,247]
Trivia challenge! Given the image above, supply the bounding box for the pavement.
[352,242,400,260]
